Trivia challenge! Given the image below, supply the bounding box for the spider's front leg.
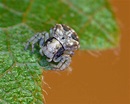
[25,32,49,53]
[52,54,71,70]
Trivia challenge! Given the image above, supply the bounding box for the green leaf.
[0,0,119,103]
[0,25,44,104]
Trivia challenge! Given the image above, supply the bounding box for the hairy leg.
[25,33,40,51]
[60,55,71,70]
[39,32,50,51]
[39,32,50,47]
[53,56,62,62]
[52,55,71,70]
[39,32,51,56]
[25,32,49,52]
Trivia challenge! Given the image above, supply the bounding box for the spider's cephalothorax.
[25,24,80,70]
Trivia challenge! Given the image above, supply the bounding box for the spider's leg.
[60,55,71,70]
[39,32,51,57]
[49,28,54,37]
[53,56,62,62]
[51,58,64,70]
[39,48,44,56]
[39,32,51,47]
[25,32,50,52]
[64,51,74,56]
[39,37,44,48]
[25,33,42,51]
[52,55,71,70]
[31,33,45,52]
[44,32,50,42]
[46,58,52,62]
[25,33,38,50]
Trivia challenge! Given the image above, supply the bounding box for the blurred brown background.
[43,0,130,104]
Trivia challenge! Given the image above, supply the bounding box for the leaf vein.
[0,3,22,16]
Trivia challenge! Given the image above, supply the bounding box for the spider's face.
[51,24,80,51]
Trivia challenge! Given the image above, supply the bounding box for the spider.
[25,24,80,70]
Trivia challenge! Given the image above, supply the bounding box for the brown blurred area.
[42,0,130,104]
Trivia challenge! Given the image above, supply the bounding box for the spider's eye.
[71,33,79,41]
[62,37,65,39]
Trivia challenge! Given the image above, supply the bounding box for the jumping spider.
[25,24,80,70]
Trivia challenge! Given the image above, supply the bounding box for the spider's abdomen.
[43,38,62,59]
